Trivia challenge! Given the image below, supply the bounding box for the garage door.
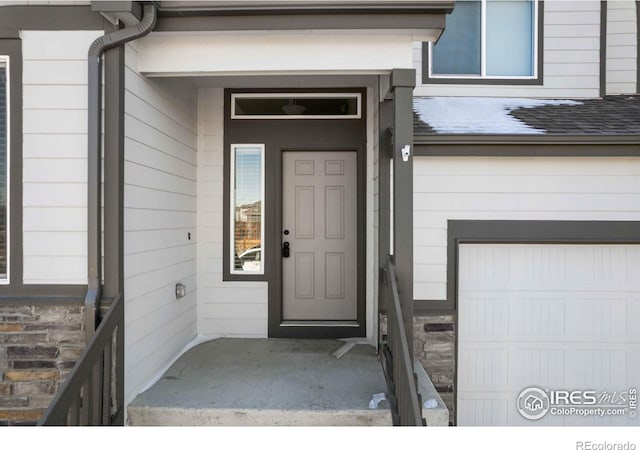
[457,244,640,426]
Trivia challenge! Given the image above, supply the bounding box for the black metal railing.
[39,293,124,426]
[381,257,425,426]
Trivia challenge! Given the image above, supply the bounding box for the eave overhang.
[152,0,452,34]
[156,1,455,15]
[414,134,640,145]
[414,134,640,157]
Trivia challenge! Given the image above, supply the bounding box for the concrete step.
[127,405,391,426]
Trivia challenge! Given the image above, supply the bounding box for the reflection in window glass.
[0,60,7,280]
[231,145,264,274]
[486,0,534,76]
[431,0,536,78]
[232,94,361,118]
[432,1,481,75]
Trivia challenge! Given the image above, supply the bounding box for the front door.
[282,151,358,322]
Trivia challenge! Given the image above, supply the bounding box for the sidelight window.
[230,144,265,274]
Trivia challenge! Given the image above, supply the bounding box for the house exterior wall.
[197,88,269,338]
[123,42,198,404]
[414,1,605,98]
[21,30,102,284]
[413,156,640,301]
[606,0,638,94]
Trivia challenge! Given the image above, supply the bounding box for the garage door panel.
[564,350,628,389]
[509,295,566,338]
[565,296,628,338]
[459,245,511,287]
[458,347,509,387]
[565,246,630,287]
[457,397,511,426]
[458,244,638,426]
[458,294,510,338]
[630,301,640,338]
[510,348,565,387]
[510,246,567,287]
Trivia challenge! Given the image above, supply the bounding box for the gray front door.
[282,151,358,321]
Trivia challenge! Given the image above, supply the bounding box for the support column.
[103,43,125,304]
[390,69,415,349]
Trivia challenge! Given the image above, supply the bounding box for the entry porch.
[127,338,449,426]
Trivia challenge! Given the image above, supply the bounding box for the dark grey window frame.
[415,220,640,313]
[0,6,107,304]
[422,0,544,86]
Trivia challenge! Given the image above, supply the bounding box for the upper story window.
[427,0,539,81]
[0,57,8,281]
[231,93,361,119]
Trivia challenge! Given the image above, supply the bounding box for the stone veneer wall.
[380,313,456,425]
[0,305,85,425]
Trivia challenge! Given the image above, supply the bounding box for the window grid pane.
[232,146,263,273]
[432,0,481,75]
[486,0,534,76]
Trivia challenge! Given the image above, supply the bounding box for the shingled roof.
[413,95,640,136]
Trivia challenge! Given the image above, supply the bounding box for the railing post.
[39,294,124,426]
[390,69,416,351]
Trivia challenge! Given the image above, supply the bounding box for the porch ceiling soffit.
[135,33,417,76]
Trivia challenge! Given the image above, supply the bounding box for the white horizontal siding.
[124,43,198,405]
[197,88,269,339]
[21,30,103,284]
[414,1,604,98]
[413,156,640,301]
[606,1,638,94]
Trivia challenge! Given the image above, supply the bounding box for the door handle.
[282,242,290,258]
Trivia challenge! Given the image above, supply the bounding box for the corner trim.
[421,1,544,86]
[600,0,607,97]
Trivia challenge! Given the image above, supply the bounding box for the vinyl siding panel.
[413,156,640,301]
[124,42,198,405]
[606,1,638,94]
[196,88,269,339]
[21,30,103,284]
[414,1,604,98]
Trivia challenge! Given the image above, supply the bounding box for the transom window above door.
[231,93,361,119]
[426,0,539,81]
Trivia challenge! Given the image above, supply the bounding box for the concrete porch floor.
[127,338,391,426]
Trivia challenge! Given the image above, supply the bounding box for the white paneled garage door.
[457,244,640,426]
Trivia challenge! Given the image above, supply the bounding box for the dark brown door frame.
[223,88,367,338]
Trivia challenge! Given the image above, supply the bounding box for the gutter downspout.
[85,3,156,339]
